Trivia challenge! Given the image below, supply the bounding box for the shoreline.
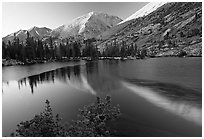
[2,55,202,67]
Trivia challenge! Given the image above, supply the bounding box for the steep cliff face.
[98,2,202,57]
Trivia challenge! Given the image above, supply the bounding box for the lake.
[2,57,202,137]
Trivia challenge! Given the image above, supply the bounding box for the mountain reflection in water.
[122,81,201,126]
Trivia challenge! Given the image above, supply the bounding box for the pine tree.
[38,39,44,60]
[25,32,35,61]
[49,36,55,59]
[20,42,26,62]
[2,41,6,59]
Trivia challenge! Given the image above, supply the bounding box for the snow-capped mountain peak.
[118,2,168,25]
[50,12,122,39]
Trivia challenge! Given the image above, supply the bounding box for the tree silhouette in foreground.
[11,96,121,137]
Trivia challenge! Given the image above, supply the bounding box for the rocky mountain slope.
[98,2,202,57]
[49,12,122,40]
[3,26,51,42]
[97,2,167,41]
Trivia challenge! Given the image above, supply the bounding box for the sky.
[2,2,148,37]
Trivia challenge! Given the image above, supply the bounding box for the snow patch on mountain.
[16,30,23,36]
[64,12,92,34]
[36,30,39,35]
[118,2,168,25]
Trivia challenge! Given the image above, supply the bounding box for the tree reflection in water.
[85,61,98,75]
[17,65,81,94]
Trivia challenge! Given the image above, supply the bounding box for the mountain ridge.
[118,2,167,25]
[49,11,122,39]
[3,26,52,42]
[3,11,122,42]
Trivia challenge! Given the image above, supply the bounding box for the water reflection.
[2,62,101,96]
[122,81,202,126]
[86,61,99,75]
[16,65,84,94]
[2,58,202,136]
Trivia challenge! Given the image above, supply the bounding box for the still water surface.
[2,57,202,136]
